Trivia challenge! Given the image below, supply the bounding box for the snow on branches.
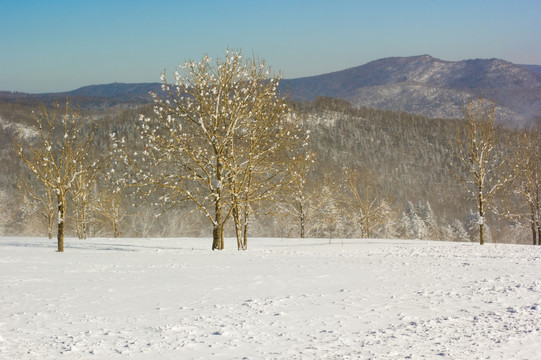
[113,49,306,250]
[453,98,510,244]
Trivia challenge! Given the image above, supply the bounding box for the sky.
[1,0,540,93]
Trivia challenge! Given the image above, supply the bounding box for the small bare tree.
[315,177,343,241]
[17,176,55,239]
[339,168,394,238]
[72,164,96,239]
[453,99,508,245]
[502,128,540,245]
[283,150,316,238]
[94,188,127,238]
[15,101,96,252]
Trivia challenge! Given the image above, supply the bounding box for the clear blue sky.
[1,0,540,93]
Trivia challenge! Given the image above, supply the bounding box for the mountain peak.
[280,56,541,125]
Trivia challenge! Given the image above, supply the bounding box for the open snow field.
[1,237,540,359]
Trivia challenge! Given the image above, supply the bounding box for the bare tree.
[93,188,127,238]
[282,150,316,238]
[229,111,307,249]
[503,128,541,245]
[128,206,159,238]
[453,99,508,245]
[17,176,55,239]
[339,168,394,238]
[72,164,96,239]
[114,50,298,250]
[15,101,96,251]
[315,177,343,241]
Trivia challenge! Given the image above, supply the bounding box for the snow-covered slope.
[1,237,540,359]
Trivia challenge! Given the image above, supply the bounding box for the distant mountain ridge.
[520,64,541,75]
[280,55,541,125]
[66,82,161,99]
[2,56,540,124]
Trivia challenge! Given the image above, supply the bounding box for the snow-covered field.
[1,237,540,359]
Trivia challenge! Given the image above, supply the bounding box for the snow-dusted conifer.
[418,201,439,240]
[452,219,470,242]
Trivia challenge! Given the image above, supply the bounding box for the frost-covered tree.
[452,219,470,242]
[15,101,97,252]
[442,219,469,242]
[411,213,429,240]
[375,200,399,238]
[401,201,418,239]
[417,201,439,240]
[453,99,508,245]
[113,50,300,250]
[400,200,439,240]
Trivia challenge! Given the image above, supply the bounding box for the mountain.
[2,55,541,124]
[521,64,541,75]
[280,55,541,125]
[65,82,161,100]
[0,83,160,109]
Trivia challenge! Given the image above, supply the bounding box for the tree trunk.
[362,216,370,238]
[299,203,305,239]
[81,203,87,240]
[113,221,119,238]
[212,225,220,250]
[241,182,250,250]
[212,202,224,250]
[532,217,537,246]
[75,205,82,239]
[479,223,485,245]
[212,223,225,250]
[47,210,54,240]
[57,194,65,252]
[233,205,242,250]
[478,185,485,245]
[243,216,249,250]
[212,159,225,250]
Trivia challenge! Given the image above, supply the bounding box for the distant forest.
[0,95,538,245]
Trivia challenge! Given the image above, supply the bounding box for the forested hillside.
[0,96,537,244]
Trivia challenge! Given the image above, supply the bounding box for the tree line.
[5,50,540,250]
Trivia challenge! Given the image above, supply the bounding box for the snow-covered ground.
[1,236,540,359]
